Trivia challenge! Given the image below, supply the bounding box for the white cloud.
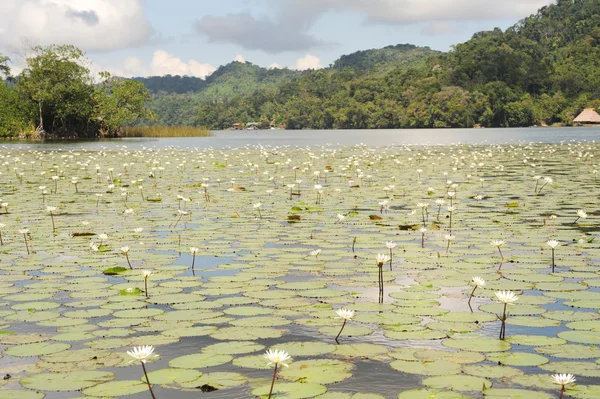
[0,0,153,53]
[234,54,246,63]
[295,54,322,70]
[90,50,216,79]
[279,0,551,25]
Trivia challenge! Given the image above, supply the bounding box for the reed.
[121,126,212,137]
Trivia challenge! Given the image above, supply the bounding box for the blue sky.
[0,0,553,77]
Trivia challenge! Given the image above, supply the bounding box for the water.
[1,127,599,150]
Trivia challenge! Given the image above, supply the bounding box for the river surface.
[1,127,599,150]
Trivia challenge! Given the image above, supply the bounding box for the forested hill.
[151,0,600,129]
[140,44,436,126]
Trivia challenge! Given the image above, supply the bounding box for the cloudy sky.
[0,0,553,78]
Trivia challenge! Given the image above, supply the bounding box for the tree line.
[0,45,153,138]
[191,0,600,130]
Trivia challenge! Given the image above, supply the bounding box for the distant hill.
[332,43,439,74]
[139,45,436,125]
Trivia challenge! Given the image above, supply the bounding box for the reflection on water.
[1,127,600,150]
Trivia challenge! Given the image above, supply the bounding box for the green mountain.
[191,0,600,129]
[142,45,436,126]
[332,43,438,74]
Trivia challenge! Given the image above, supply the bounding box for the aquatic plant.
[495,290,518,340]
[126,346,158,399]
[547,239,560,272]
[573,209,587,225]
[468,277,485,312]
[142,270,152,298]
[334,308,355,344]
[385,241,396,270]
[264,349,291,399]
[121,246,133,270]
[46,206,57,233]
[551,373,576,399]
[376,253,390,303]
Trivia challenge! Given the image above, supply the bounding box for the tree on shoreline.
[0,45,153,139]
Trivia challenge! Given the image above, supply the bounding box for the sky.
[0,0,554,78]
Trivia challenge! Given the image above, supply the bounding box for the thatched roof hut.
[574,108,600,124]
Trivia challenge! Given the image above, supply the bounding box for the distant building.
[574,108,600,125]
[232,122,241,130]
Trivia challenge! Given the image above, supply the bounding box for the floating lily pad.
[20,370,114,391]
[82,380,148,396]
[252,382,327,398]
[168,353,233,369]
[280,359,353,384]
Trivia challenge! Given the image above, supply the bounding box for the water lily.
[445,234,455,254]
[547,239,560,272]
[385,241,396,270]
[551,373,576,399]
[127,346,158,399]
[376,253,390,303]
[468,277,485,312]
[310,249,321,260]
[495,290,518,340]
[46,206,57,233]
[491,239,505,269]
[334,308,355,344]
[142,270,152,298]
[419,227,427,248]
[573,209,587,225]
[98,233,108,247]
[336,214,345,223]
[19,228,30,254]
[190,247,199,271]
[264,349,291,399]
[435,198,446,220]
[121,246,133,270]
[253,202,262,219]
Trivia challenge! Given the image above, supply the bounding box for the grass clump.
[121,126,212,137]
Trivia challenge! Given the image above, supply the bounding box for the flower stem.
[141,362,157,399]
[559,385,565,399]
[144,278,149,299]
[23,234,29,255]
[468,286,477,312]
[191,253,196,270]
[267,363,278,399]
[551,248,555,273]
[389,249,393,271]
[126,253,132,270]
[335,319,347,344]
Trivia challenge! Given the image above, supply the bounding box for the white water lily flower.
[120,246,130,254]
[472,277,486,287]
[577,209,587,219]
[444,234,455,241]
[190,247,199,254]
[417,202,429,209]
[310,249,321,257]
[46,206,57,212]
[335,308,355,321]
[435,199,446,206]
[551,373,576,386]
[385,241,397,249]
[134,227,144,233]
[495,290,518,304]
[376,253,390,265]
[18,228,29,234]
[546,240,560,249]
[264,349,291,368]
[126,345,158,363]
[98,233,108,241]
[490,240,505,247]
[142,270,153,279]
[336,214,345,221]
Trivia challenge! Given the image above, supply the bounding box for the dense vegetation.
[0,45,152,138]
[152,0,600,129]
